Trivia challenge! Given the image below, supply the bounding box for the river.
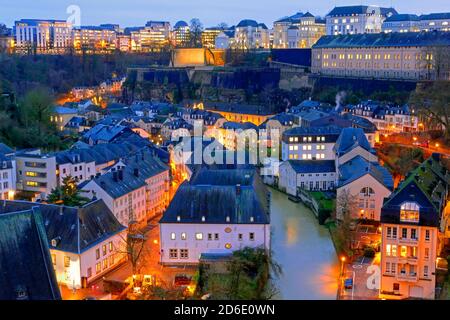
[269,188,339,300]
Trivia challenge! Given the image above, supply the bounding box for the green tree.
[19,87,55,137]
[47,175,90,206]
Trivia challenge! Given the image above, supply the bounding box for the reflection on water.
[270,188,339,300]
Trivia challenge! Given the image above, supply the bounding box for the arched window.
[400,202,420,222]
[360,187,375,196]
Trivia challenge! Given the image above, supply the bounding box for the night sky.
[2,0,449,28]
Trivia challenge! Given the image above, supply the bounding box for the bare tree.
[189,18,204,48]
[421,45,450,81]
[116,222,149,276]
[410,81,450,140]
[335,189,358,255]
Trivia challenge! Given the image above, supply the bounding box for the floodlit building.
[234,19,270,49]
[273,12,325,48]
[202,27,223,48]
[343,101,419,135]
[382,14,421,33]
[312,31,450,80]
[172,21,190,47]
[383,13,450,33]
[0,200,126,290]
[126,21,171,52]
[159,169,270,265]
[281,126,342,161]
[81,150,169,227]
[325,5,398,35]
[73,25,117,53]
[419,13,450,32]
[279,160,336,195]
[380,154,449,299]
[14,19,73,54]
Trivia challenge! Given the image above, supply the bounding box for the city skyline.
[2,0,450,28]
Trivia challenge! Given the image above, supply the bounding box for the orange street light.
[340,256,346,262]
[153,239,158,245]
[413,136,417,141]
[435,143,440,148]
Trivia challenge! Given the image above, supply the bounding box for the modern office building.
[14,19,73,54]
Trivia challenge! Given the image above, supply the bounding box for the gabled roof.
[160,168,269,224]
[338,155,394,190]
[334,127,372,155]
[286,160,336,174]
[85,150,169,199]
[0,143,14,156]
[0,200,125,255]
[383,154,449,212]
[0,207,61,300]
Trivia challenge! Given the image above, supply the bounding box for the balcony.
[398,237,418,245]
[397,272,418,282]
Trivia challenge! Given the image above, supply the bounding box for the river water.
[269,188,339,300]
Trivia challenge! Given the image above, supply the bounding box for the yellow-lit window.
[26,181,38,187]
[400,202,420,222]
[25,172,38,177]
[400,246,407,257]
[64,256,70,268]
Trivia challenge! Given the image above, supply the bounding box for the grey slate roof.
[326,5,398,17]
[0,199,125,255]
[420,13,450,21]
[0,207,61,300]
[283,125,342,137]
[384,14,420,22]
[287,160,336,174]
[313,31,450,48]
[338,155,394,190]
[0,142,14,156]
[334,127,372,155]
[160,168,270,224]
[86,150,168,199]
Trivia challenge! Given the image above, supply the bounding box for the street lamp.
[340,256,346,277]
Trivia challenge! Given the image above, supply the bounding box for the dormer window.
[400,202,420,223]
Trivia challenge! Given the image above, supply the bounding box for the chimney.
[118,169,124,181]
[59,206,64,216]
[134,168,139,177]
[113,171,118,182]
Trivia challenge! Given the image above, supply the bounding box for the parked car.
[174,274,192,286]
